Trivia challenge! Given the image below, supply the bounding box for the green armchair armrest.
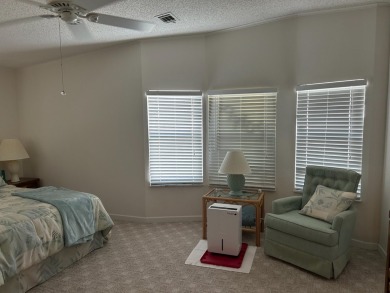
[331,207,356,252]
[272,196,302,214]
[331,208,356,232]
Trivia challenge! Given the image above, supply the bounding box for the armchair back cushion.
[301,166,361,208]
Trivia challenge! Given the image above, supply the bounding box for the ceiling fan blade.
[90,13,155,32]
[0,15,55,28]
[66,22,92,40]
[16,0,43,8]
[75,0,125,12]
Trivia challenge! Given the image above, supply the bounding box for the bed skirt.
[0,232,107,293]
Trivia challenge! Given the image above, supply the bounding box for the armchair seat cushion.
[265,210,338,246]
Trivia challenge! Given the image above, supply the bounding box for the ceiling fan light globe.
[60,11,79,24]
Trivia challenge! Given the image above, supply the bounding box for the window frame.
[146,90,204,186]
[207,88,277,190]
[294,79,367,195]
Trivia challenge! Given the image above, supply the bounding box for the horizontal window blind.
[295,80,366,194]
[147,91,203,186]
[208,89,277,190]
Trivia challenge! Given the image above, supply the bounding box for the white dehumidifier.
[207,203,242,256]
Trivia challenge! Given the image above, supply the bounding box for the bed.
[0,179,114,293]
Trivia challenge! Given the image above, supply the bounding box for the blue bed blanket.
[13,186,102,247]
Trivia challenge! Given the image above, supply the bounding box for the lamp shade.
[0,139,30,161]
[218,150,251,174]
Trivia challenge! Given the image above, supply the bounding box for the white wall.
[0,67,19,137]
[380,64,390,253]
[206,6,389,243]
[379,6,390,253]
[0,67,20,174]
[14,5,390,244]
[140,36,209,220]
[17,43,146,217]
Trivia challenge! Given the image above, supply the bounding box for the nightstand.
[7,177,40,188]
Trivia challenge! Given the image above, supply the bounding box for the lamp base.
[227,174,245,197]
[7,160,21,183]
[228,190,245,197]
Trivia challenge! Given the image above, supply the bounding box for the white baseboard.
[110,213,202,223]
[351,238,379,250]
[109,214,385,256]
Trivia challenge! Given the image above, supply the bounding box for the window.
[295,80,366,193]
[146,91,203,186]
[208,89,277,190]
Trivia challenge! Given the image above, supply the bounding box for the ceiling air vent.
[155,12,178,23]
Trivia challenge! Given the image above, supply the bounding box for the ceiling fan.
[12,0,155,32]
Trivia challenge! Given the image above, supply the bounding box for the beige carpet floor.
[29,221,384,293]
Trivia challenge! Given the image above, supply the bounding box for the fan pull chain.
[58,19,66,96]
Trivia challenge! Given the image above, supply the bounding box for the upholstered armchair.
[264,166,361,279]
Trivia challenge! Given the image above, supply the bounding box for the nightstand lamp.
[0,139,30,183]
[219,150,251,196]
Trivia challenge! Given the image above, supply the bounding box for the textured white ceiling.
[0,0,388,68]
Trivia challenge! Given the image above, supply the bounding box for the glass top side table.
[202,188,265,247]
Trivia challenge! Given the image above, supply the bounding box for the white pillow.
[299,185,356,223]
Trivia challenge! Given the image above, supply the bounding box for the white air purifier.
[207,203,242,256]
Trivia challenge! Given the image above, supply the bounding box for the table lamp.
[219,150,251,196]
[0,139,30,183]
